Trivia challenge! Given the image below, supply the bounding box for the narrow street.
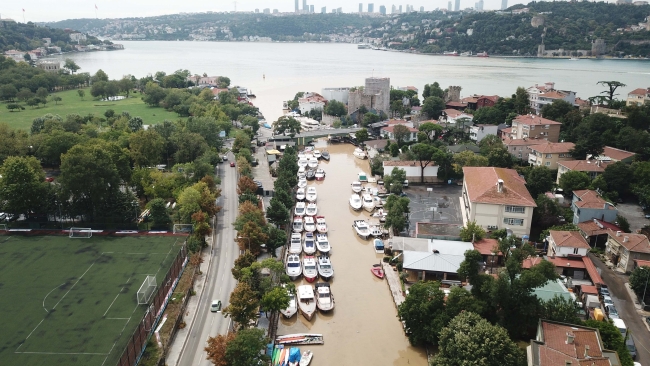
[589,253,650,364]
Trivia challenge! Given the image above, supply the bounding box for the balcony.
[528,155,537,163]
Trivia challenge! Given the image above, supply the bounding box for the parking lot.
[616,202,648,232]
[403,185,463,236]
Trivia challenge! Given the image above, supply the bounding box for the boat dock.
[383,262,405,307]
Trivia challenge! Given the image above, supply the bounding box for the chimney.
[497,179,504,193]
[624,236,629,243]
[566,332,575,344]
[565,362,572,366]
[616,231,621,237]
[596,160,601,167]
[584,345,590,358]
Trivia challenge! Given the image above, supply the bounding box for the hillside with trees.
[0,21,102,52]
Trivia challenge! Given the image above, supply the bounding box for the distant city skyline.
[0,0,605,22]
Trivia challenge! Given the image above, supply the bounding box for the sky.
[0,0,540,23]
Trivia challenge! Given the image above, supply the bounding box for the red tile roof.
[634,259,650,268]
[582,256,605,286]
[580,284,599,295]
[472,238,501,256]
[559,160,609,173]
[463,167,536,207]
[523,256,544,269]
[381,125,418,133]
[502,137,545,147]
[550,230,590,249]
[602,146,635,162]
[443,109,470,118]
[477,95,499,102]
[539,90,569,99]
[578,219,621,237]
[628,87,649,96]
[546,256,587,269]
[530,141,575,154]
[541,321,604,359]
[513,114,562,126]
[607,229,650,254]
[573,190,611,209]
[445,101,468,108]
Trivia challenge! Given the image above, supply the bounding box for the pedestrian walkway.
[383,262,405,308]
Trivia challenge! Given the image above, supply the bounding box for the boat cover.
[289,347,302,362]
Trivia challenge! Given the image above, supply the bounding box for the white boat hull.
[363,203,375,212]
[299,305,316,320]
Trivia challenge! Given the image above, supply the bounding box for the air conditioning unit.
[487,225,498,230]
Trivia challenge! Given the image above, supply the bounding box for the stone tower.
[591,39,606,57]
[348,77,390,116]
[445,86,462,102]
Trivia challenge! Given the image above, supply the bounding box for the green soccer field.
[0,235,184,366]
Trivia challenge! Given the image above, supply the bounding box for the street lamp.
[237,236,251,252]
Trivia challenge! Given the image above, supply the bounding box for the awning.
[582,256,604,286]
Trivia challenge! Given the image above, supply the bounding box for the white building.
[298,94,327,114]
[469,124,498,143]
[440,109,474,125]
[321,87,350,104]
[69,33,87,43]
[547,230,590,257]
[380,124,418,142]
[382,160,439,183]
[461,167,536,237]
[526,82,577,114]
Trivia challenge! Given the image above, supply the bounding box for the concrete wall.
[383,165,439,182]
[321,87,350,104]
[572,204,618,225]
[550,243,589,257]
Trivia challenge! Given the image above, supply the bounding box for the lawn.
[0,234,183,366]
[0,88,181,130]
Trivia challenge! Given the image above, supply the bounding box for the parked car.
[230,162,235,167]
[210,299,222,312]
[222,155,228,161]
[599,287,610,297]
[627,337,637,360]
[645,316,650,326]
[605,304,619,319]
[602,296,614,306]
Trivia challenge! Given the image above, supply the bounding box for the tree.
[232,251,257,281]
[362,112,380,127]
[224,328,269,366]
[384,195,410,234]
[6,103,24,112]
[92,69,109,83]
[421,96,445,119]
[260,286,290,318]
[223,282,260,330]
[77,89,85,100]
[205,333,235,366]
[487,146,514,168]
[423,82,445,99]
[392,124,411,147]
[513,86,530,114]
[192,211,212,245]
[273,116,301,137]
[383,168,406,195]
[323,99,347,117]
[410,143,436,183]
[473,106,506,125]
[617,214,630,233]
[460,221,486,242]
[523,166,555,198]
[0,84,18,101]
[452,150,488,176]
[418,122,443,143]
[266,226,287,258]
[478,134,503,156]
[629,265,650,299]
[50,95,62,105]
[16,87,33,101]
[541,295,581,324]
[541,99,574,121]
[266,197,290,227]
[602,162,633,197]
[597,81,626,105]
[63,59,80,74]
[533,194,563,228]
[147,198,171,229]
[355,128,369,144]
[559,170,591,194]
[118,77,135,97]
[0,156,49,219]
[431,312,525,366]
[398,281,449,346]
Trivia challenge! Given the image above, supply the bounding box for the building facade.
[606,230,650,273]
[572,190,618,225]
[469,124,498,143]
[556,160,609,184]
[510,114,562,142]
[348,77,390,116]
[626,87,649,106]
[527,141,575,169]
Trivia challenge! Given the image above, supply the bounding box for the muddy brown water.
[277,142,427,366]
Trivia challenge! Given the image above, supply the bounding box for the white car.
[603,296,614,306]
[210,299,222,312]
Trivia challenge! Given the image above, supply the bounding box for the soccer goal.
[69,227,92,238]
[0,224,7,232]
[137,276,157,305]
[173,224,194,234]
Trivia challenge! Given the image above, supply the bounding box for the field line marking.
[100,303,141,366]
[15,351,108,355]
[15,318,45,352]
[106,318,130,320]
[103,276,132,317]
[42,283,65,313]
[52,262,95,310]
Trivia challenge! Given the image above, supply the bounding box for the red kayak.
[371,265,384,279]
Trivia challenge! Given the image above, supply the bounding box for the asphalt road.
[589,253,650,364]
[178,150,238,366]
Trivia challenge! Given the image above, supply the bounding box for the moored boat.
[316,233,331,254]
[305,169,316,181]
[286,254,302,280]
[296,187,306,201]
[292,216,304,233]
[315,216,327,233]
[306,203,318,216]
[297,285,317,320]
[353,147,367,159]
[295,202,306,217]
[374,238,385,253]
[351,181,363,193]
[349,194,362,211]
[369,223,384,237]
[373,196,384,208]
[307,157,319,169]
[358,172,368,182]
[477,51,489,57]
[314,282,334,311]
[362,193,375,212]
[353,220,370,239]
[320,150,330,161]
[303,256,318,283]
[314,168,325,181]
[299,350,313,366]
[371,264,385,279]
[290,232,303,254]
[306,187,317,202]
[297,178,307,188]
[313,150,322,159]
[303,232,316,254]
[304,216,316,232]
[317,255,334,281]
[298,158,308,168]
[280,285,298,318]
[443,50,459,56]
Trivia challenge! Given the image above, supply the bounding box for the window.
[545,161,551,166]
[544,125,550,129]
[573,248,579,254]
[504,218,524,226]
[546,154,552,158]
[559,153,566,158]
[530,125,535,130]
[505,206,525,213]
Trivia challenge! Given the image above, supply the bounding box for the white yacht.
[317,256,334,281]
[358,172,368,182]
[297,165,306,176]
[353,220,370,239]
[313,150,322,159]
[307,157,319,169]
[303,256,318,283]
[296,187,306,201]
[304,216,316,232]
[292,216,303,233]
[351,181,363,193]
[316,233,331,254]
[306,187,317,202]
[306,203,318,216]
[294,202,306,217]
[298,158,308,168]
[369,222,384,237]
[289,232,303,254]
[315,169,326,181]
[303,232,316,255]
[314,283,335,312]
[315,216,327,233]
[297,178,307,188]
[362,193,375,212]
[280,285,298,318]
[286,254,302,280]
[353,147,367,160]
[373,196,384,208]
[297,285,317,320]
[349,194,362,211]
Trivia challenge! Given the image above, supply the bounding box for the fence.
[117,245,189,366]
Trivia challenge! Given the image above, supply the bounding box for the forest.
[0,21,102,52]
